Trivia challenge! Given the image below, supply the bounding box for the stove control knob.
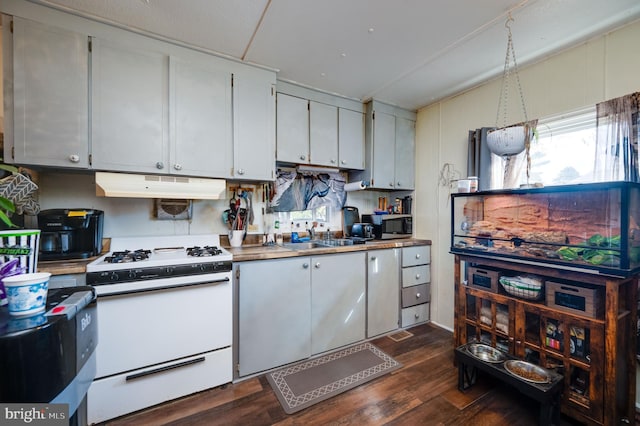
[128,270,137,280]
[165,266,174,274]
[110,272,119,281]
[199,264,208,272]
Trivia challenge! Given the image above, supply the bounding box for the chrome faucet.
[306,221,317,240]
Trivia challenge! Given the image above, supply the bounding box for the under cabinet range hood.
[95,172,226,200]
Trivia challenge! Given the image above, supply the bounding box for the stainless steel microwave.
[370,214,413,239]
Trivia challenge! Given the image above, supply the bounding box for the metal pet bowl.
[465,343,507,363]
[504,360,552,384]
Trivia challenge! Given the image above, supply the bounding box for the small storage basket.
[499,275,544,300]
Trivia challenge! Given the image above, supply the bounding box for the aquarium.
[450,182,640,277]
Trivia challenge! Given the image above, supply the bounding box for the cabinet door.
[395,117,416,189]
[238,258,311,377]
[372,111,396,189]
[276,93,309,164]
[338,108,364,170]
[233,70,276,181]
[11,17,89,168]
[367,249,400,338]
[311,252,366,354]
[91,38,168,173]
[309,101,338,167]
[170,56,232,177]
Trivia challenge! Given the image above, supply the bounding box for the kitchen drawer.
[401,303,430,327]
[88,348,232,424]
[402,265,430,287]
[401,283,430,308]
[402,245,430,267]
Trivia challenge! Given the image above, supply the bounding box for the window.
[491,106,597,188]
[275,205,339,233]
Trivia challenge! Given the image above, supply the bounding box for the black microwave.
[369,214,413,239]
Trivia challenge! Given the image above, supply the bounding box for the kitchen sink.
[282,239,354,250]
[282,241,327,250]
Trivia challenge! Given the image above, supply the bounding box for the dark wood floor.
[102,323,592,426]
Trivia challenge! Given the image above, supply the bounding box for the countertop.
[37,238,431,275]
[226,238,431,262]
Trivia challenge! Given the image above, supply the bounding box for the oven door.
[94,274,231,379]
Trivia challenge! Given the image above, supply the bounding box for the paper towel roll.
[344,181,368,192]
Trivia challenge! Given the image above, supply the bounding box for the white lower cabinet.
[88,349,231,425]
[367,248,400,338]
[311,252,366,354]
[237,258,311,377]
[237,252,366,376]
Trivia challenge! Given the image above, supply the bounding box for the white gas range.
[86,234,232,295]
[86,234,233,424]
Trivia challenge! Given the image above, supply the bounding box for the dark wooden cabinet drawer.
[401,283,430,308]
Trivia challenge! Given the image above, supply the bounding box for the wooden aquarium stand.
[453,254,637,426]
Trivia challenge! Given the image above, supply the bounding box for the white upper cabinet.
[359,100,416,190]
[276,82,365,170]
[395,116,416,190]
[371,111,397,189]
[309,101,338,167]
[276,93,309,164]
[233,69,276,181]
[338,108,364,170]
[91,38,168,174]
[170,56,232,178]
[9,17,89,168]
[92,37,235,178]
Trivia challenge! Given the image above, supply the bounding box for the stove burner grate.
[105,249,151,263]
[186,246,223,257]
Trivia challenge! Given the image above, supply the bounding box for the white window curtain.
[593,92,640,182]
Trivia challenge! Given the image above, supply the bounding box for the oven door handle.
[96,277,230,298]
[125,356,206,382]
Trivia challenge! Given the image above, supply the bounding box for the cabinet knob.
[389,182,394,187]
[69,154,80,163]
[330,159,336,164]
[414,313,420,319]
[174,163,182,171]
[302,263,309,269]
[300,155,306,161]
[314,262,321,269]
[341,160,347,165]
[156,162,164,169]
[370,256,377,261]
[397,182,402,187]
[237,169,245,175]
[415,254,421,259]
[416,293,421,298]
[415,274,420,279]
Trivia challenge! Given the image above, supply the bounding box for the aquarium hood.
[95,172,226,200]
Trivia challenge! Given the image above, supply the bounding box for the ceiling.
[33,0,640,111]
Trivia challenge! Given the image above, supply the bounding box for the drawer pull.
[415,254,421,259]
[414,313,420,319]
[125,356,205,382]
[315,262,321,269]
[415,274,420,279]
[416,293,421,298]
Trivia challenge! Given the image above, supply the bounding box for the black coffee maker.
[38,209,104,261]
